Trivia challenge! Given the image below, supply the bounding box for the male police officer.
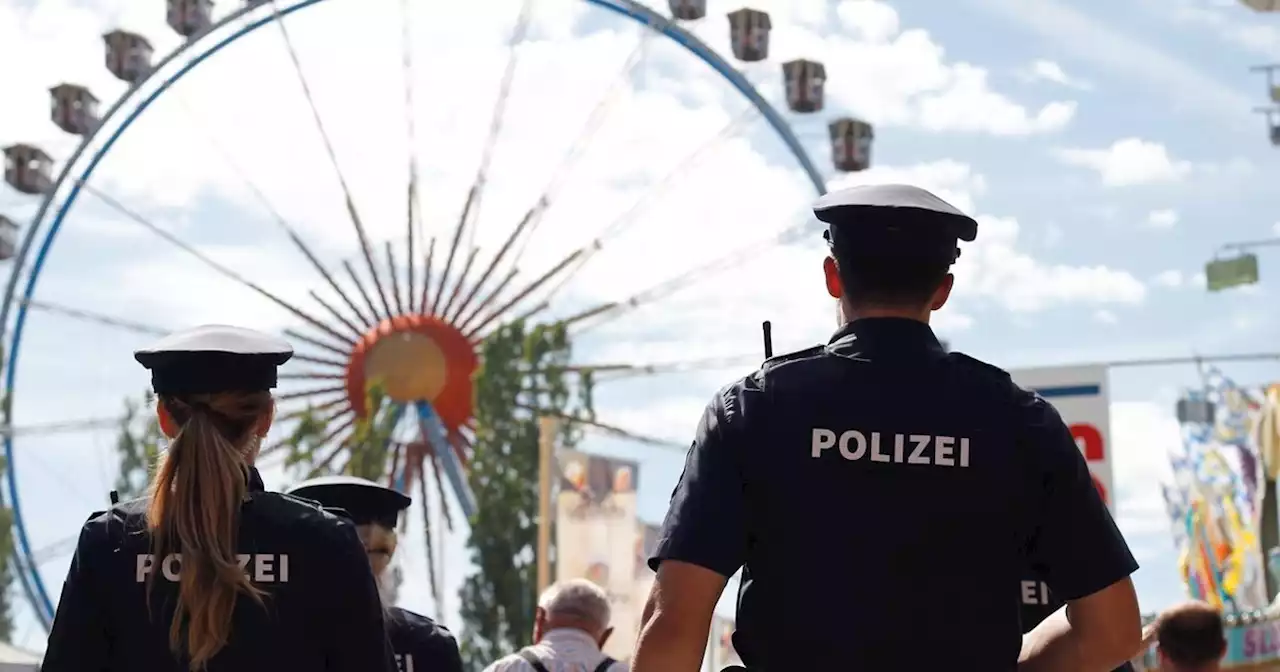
[632,185,1143,672]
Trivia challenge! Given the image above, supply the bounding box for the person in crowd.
[41,325,395,671]
[1152,601,1226,672]
[632,184,1144,671]
[288,475,463,672]
[484,578,628,672]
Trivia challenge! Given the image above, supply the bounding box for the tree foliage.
[113,391,164,502]
[457,320,593,670]
[284,382,398,481]
[0,458,15,643]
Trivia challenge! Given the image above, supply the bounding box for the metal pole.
[1220,237,1280,252]
[536,415,557,595]
[1100,352,1280,369]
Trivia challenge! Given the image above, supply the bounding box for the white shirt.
[482,628,630,672]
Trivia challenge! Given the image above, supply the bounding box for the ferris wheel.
[0,0,875,634]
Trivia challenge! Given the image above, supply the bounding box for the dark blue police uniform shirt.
[41,467,398,672]
[388,606,463,672]
[649,318,1138,670]
[1020,572,1136,672]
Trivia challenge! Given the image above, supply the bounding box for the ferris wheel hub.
[344,314,477,434]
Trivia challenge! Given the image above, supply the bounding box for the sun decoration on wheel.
[0,0,877,629]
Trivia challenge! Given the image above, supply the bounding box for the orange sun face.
[345,314,478,435]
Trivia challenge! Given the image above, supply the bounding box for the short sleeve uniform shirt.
[649,318,1138,670]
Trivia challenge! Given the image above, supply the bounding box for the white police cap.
[814,184,978,256]
[134,324,293,396]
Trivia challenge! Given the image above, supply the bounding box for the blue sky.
[0,0,1278,655]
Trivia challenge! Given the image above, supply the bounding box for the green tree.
[457,320,593,670]
[284,381,398,481]
[0,458,15,643]
[114,391,164,501]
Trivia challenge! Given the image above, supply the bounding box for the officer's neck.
[839,301,931,324]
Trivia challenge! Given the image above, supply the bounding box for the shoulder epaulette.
[760,343,825,371]
[948,352,1012,380]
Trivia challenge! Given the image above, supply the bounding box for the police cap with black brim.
[134,324,294,396]
[286,476,411,528]
[813,184,978,263]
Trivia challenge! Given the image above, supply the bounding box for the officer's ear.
[255,399,275,439]
[822,256,843,299]
[929,273,955,311]
[156,402,179,439]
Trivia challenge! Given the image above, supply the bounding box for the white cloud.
[1019,59,1093,90]
[1163,0,1280,60]
[1273,221,1280,236]
[1152,269,1185,288]
[1145,209,1179,229]
[1053,138,1193,187]
[973,0,1254,131]
[1093,309,1118,324]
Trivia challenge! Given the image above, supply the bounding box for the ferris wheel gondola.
[0,0,880,633]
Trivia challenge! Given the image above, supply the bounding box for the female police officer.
[288,475,464,672]
[42,325,397,671]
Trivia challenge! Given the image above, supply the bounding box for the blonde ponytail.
[146,391,273,670]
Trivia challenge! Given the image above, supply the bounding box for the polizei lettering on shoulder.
[810,429,970,467]
[135,553,291,583]
[396,653,414,672]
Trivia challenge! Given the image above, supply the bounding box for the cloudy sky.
[1,0,1279,653]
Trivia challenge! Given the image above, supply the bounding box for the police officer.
[632,185,1143,671]
[42,325,397,671]
[287,475,464,672]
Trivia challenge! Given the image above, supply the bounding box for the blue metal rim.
[4,0,828,628]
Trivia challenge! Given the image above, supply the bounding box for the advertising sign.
[1009,366,1114,512]
[554,449,640,660]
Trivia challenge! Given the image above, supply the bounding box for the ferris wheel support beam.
[2,0,827,629]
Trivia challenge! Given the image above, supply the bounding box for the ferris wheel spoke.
[171,95,371,333]
[438,247,480,318]
[32,535,79,567]
[342,260,385,324]
[279,371,344,381]
[385,241,405,316]
[398,0,423,313]
[433,0,538,317]
[0,416,128,438]
[457,29,661,320]
[417,237,437,315]
[20,298,168,337]
[563,210,812,333]
[265,0,393,321]
[539,107,760,305]
[462,249,584,342]
[307,290,365,341]
[556,355,760,381]
[446,208,537,325]
[78,182,355,347]
[283,327,350,358]
[515,404,682,450]
[276,384,347,403]
[291,352,346,368]
[455,268,519,334]
[306,422,357,478]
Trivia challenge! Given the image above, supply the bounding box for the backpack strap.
[592,657,617,672]
[516,649,551,672]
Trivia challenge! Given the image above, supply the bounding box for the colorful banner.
[554,449,640,660]
[1009,366,1114,511]
[708,615,742,670]
[1162,369,1276,611]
